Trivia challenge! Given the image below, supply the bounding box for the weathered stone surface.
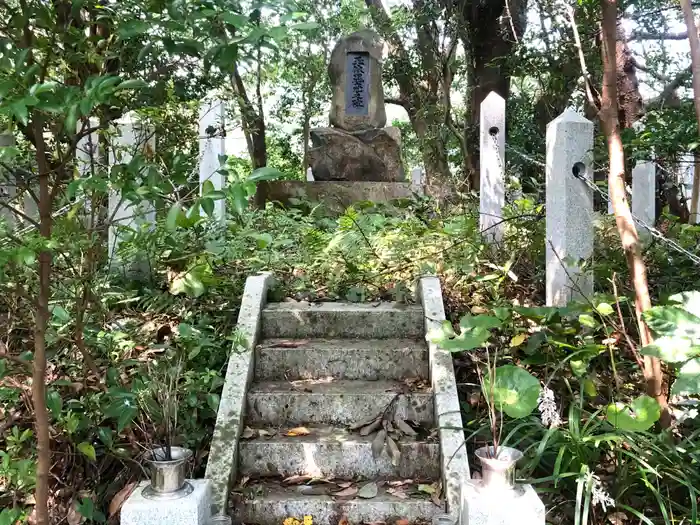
[204,272,273,514]
[239,425,440,479]
[255,338,428,381]
[329,30,386,131]
[246,379,434,425]
[260,181,417,211]
[419,276,470,520]
[261,302,424,339]
[309,127,403,182]
[121,480,211,525]
[233,481,442,525]
[459,481,545,525]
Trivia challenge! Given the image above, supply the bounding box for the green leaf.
[596,302,614,316]
[29,81,58,96]
[166,202,182,231]
[459,314,502,331]
[290,22,320,30]
[202,180,215,195]
[170,267,207,297]
[231,183,247,216]
[78,442,96,461]
[221,12,249,28]
[252,233,273,249]
[484,365,541,419]
[97,427,114,449]
[670,291,700,318]
[119,20,150,38]
[672,358,700,396]
[643,306,700,339]
[46,389,62,419]
[51,305,71,323]
[9,102,28,125]
[201,197,215,216]
[641,336,700,363]
[432,326,491,352]
[76,497,95,519]
[248,166,284,182]
[115,79,148,91]
[116,405,138,432]
[207,393,220,412]
[606,395,660,431]
[578,314,597,328]
[0,359,6,380]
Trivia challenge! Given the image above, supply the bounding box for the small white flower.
[537,386,562,428]
[591,474,615,512]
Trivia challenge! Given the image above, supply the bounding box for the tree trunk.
[32,115,52,525]
[680,0,700,225]
[615,23,644,129]
[600,0,668,425]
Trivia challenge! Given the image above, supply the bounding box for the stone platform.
[256,181,422,211]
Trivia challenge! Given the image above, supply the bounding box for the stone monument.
[309,30,404,182]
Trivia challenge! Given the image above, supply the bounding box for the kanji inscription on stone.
[345,52,370,116]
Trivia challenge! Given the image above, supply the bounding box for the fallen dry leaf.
[608,512,628,525]
[358,482,378,499]
[334,486,359,497]
[393,416,417,437]
[241,426,256,439]
[372,429,386,459]
[239,475,250,488]
[339,514,350,525]
[269,339,310,348]
[66,505,83,525]
[417,483,436,494]
[395,520,410,525]
[359,418,382,436]
[283,474,313,485]
[286,426,312,437]
[109,481,137,517]
[336,481,353,489]
[387,488,409,499]
[387,479,413,487]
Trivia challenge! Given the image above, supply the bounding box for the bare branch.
[627,30,689,42]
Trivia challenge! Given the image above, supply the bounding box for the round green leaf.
[606,395,660,432]
[77,442,96,461]
[484,365,541,419]
[641,336,700,363]
[671,358,700,396]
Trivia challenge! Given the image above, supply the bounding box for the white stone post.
[546,110,594,306]
[108,114,156,264]
[480,92,506,242]
[411,167,425,195]
[306,167,315,181]
[632,158,656,239]
[199,98,227,221]
[0,134,16,228]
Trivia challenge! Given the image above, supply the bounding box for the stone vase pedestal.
[121,479,212,525]
[458,479,545,525]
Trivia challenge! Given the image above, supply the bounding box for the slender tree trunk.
[680,0,700,226]
[600,0,668,424]
[32,115,52,525]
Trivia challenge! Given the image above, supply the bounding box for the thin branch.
[627,31,689,42]
[630,56,673,82]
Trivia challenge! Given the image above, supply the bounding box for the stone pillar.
[545,109,594,306]
[632,158,656,240]
[108,114,156,264]
[480,92,506,242]
[121,480,211,525]
[199,98,227,221]
[411,167,425,195]
[306,167,315,181]
[0,134,16,228]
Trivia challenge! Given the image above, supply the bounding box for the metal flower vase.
[142,446,194,500]
[474,446,523,491]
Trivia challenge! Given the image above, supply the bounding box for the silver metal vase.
[142,446,194,500]
[474,445,523,490]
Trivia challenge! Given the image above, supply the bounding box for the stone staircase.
[232,301,445,525]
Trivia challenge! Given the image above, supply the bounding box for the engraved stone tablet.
[329,30,386,131]
[345,52,370,116]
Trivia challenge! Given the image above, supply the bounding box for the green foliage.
[484,365,541,419]
[606,395,661,432]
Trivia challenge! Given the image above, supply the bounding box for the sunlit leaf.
[483,365,541,419]
[606,395,660,432]
[672,358,700,396]
[78,442,97,461]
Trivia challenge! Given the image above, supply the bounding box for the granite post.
[199,98,227,221]
[108,114,156,265]
[480,91,506,242]
[545,109,594,306]
[632,158,656,240]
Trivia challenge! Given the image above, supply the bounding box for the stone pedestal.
[309,126,404,182]
[459,480,545,525]
[121,480,211,525]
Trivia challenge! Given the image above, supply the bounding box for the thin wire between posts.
[571,170,700,267]
[505,141,700,267]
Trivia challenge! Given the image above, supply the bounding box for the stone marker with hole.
[545,109,594,306]
[480,92,506,242]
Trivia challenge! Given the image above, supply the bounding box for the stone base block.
[258,181,419,212]
[121,480,211,525]
[459,481,545,525]
[309,126,404,182]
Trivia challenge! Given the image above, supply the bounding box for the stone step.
[261,302,424,339]
[255,339,429,381]
[239,425,440,479]
[232,480,443,525]
[246,379,434,426]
